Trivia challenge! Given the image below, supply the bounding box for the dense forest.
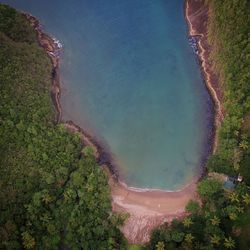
[0,4,126,249]
[0,0,250,249]
[148,0,250,249]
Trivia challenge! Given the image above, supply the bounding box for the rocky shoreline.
[23,0,223,243]
[23,13,119,178]
[185,0,224,153]
[23,13,62,124]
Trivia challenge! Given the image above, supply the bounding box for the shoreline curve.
[185,0,224,153]
[23,0,223,243]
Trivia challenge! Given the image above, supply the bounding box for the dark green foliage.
[197,178,222,200]
[185,200,200,215]
[149,223,179,250]
[240,154,250,185]
[235,209,250,249]
[207,154,233,175]
[0,4,36,43]
[207,0,250,174]
[0,5,126,249]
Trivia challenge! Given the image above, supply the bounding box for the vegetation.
[148,0,250,249]
[0,4,126,249]
[128,245,145,250]
[206,0,250,178]
[1,0,249,249]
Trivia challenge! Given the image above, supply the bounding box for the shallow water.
[3,0,213,190]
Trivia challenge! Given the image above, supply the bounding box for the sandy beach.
[109,174,198,243]
[24,0,223,244]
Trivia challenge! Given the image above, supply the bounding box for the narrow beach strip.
[185,0,224,153]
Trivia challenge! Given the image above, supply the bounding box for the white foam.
[117,177,197,193]
[53,37,63,49]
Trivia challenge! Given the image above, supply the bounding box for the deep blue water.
[2,0,213,190]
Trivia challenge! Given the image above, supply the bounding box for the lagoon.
[2,0,213,190]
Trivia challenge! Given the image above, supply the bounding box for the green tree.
[21,232,35,249]
[224,237,235,249]
[182,217,193,228]
[185,200,200,214]
[155,241,165,250]
[225,205,239,221]
[242,193,250,205]
[197,178,222,200]
[184,233,194,244]
[228,192,239,203]
[210,234,220,246]
[239,140,248,150]
[171,231,184,243]
[210,215,220,226]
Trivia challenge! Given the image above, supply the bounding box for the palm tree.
[229,212,237,221]
[63,189,73,202]
[224,237,235,249]
[210,234,220,246]
[239,140,248,150]
[242,193,250,205]
[41,213,51,224]
[185,233,194,244]
[155,241,165,250]
[183,217,193,228]
[22,232,36,249]
[42,193,52,204]
[228,192,239,203]
[210,215,220,226]
[236,206,244,214]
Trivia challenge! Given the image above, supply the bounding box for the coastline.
[185,0,224,153]
[23,0,223,244]
[23,13,62,124]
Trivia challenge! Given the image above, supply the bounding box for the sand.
[109,174,198,243]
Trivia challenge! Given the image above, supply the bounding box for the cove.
[3,0,213,190]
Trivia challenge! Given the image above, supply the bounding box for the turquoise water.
[3,0,213,190]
